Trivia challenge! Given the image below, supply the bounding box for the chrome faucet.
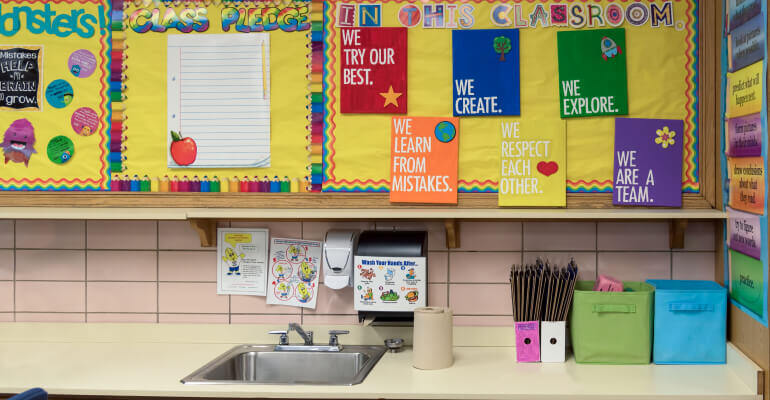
[269,324,349,352]
[289,323,314,346]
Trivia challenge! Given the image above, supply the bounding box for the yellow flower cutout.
[655,126,676,149]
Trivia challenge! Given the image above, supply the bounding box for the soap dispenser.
[323,230,358,289]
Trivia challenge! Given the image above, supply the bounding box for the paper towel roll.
[413,307,453,370]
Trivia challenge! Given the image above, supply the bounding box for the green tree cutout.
[494,36,512,62]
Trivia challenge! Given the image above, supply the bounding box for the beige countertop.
[0,323,761,399]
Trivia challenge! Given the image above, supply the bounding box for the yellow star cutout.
[379,85,402,108]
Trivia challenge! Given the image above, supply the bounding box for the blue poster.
[728,0,761,32]
[452,29,520,117]
[730,14,765,72]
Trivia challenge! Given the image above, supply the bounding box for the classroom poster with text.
[557,28,628,118]
[498,119,565,207]
[390,116,458,204]
[613,118,684,207]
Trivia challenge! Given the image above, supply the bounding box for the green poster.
[730,250,765,318]
[557,28,629,118]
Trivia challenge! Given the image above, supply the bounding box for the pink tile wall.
[0,219,718,326]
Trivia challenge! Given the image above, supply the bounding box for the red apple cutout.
[170,130,197,166]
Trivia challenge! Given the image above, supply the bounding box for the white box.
[540,321,566,363]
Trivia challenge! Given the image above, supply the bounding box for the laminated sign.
[340,27,407,114]
[613,118,684,207]
[452,29,520,116]
[0,47,41,111]
[557,28,628,118]
[390,116,458,204]
[498,119,565,207]
[728,157,766,215]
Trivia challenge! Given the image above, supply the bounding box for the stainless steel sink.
[181,344,386,385]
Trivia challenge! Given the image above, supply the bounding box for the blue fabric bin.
[646,280,727,364]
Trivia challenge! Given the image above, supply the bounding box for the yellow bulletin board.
[0,0,111,190]
[322,0,700,193]
[120,0,312,187]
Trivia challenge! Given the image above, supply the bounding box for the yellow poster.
[0,0,111,190]
[322,1,700,194]
[727,61,763,118]
[499,119,566,207]
[121,0,312,187]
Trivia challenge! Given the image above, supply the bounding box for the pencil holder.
[569,281,654,364]
[540,321,566,362]
[514,321,540,362]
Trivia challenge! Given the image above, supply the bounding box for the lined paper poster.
[167,33,271,168]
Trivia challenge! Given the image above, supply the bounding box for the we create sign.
[557,28,628,118]
[613,118,683,207]
[452,29,520,116]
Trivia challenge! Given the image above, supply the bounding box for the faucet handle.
[328,330,350,346]
[268,330,289,346]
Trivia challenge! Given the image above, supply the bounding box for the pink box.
[594,275,623,292]
[514,321,540,362]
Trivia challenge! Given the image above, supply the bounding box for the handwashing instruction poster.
[266,238,321,309]
[217,228,269,296]
[353,256,426,312]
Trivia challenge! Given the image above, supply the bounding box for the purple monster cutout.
[2,119,36,167]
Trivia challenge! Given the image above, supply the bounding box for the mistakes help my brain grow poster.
[322,1,700,194]
[0,0,111,190]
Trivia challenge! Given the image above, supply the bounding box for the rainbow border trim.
[109,0,125,188]
[322,0,701,194]
[0,0,111,191]
[309,0,323,192]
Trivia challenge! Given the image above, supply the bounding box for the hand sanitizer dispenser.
[323,230,358,290]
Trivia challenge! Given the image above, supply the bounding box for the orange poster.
[728,157,766,215]
[390,117,458,204]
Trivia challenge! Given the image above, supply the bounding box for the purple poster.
[613,118,684,207]
[728,207,762,259]
[727,113,762,157]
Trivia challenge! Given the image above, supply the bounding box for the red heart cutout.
[537,161,559,177]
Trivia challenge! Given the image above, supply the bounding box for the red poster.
[340,27,407,114]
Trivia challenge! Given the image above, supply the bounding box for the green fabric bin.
[569,281,654,364]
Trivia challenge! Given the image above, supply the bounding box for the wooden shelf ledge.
[0,206,725,249]
[0,206,726,221]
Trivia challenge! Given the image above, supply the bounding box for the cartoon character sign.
[275,281,292,300]
[362,287,374,301]
[222,247,245,275]
[288,245,300,261]
[299,260,317,283]
[273,262,292,279]
[406,268,416,280]
[2,119,36,167]
[297,282,313,303]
